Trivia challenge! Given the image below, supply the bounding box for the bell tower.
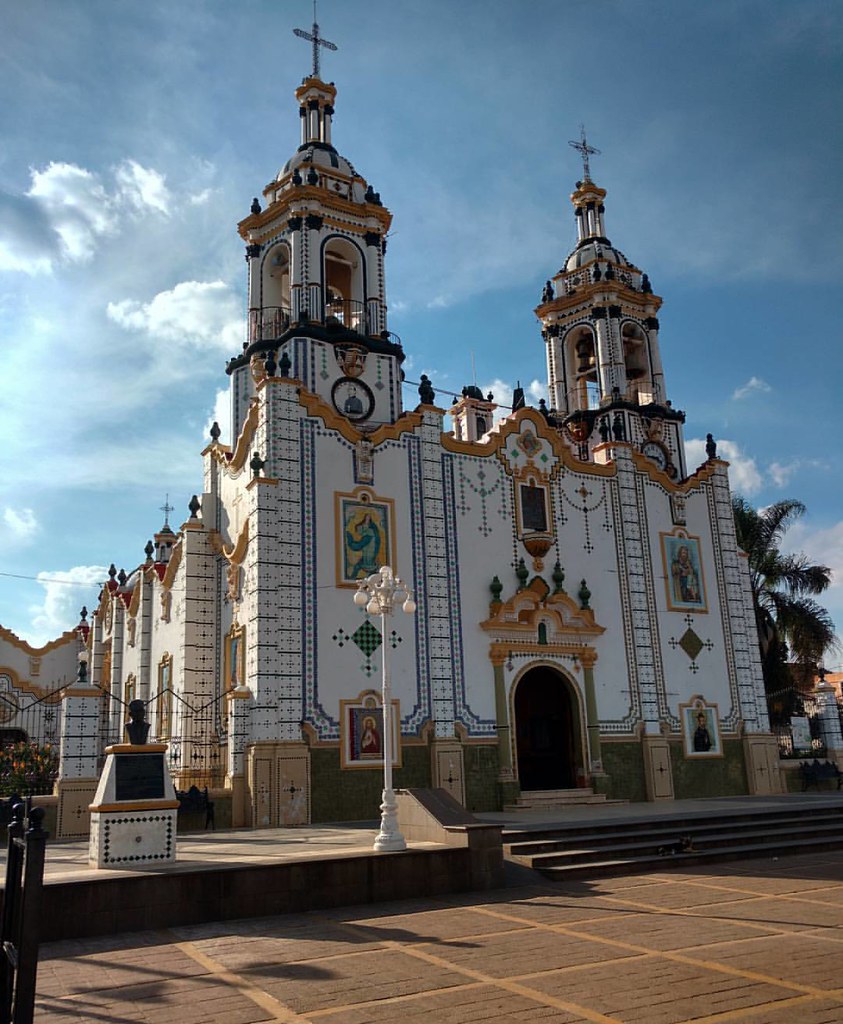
[227,13,403,435]
[536,130,685,478]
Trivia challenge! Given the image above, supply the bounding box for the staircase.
[503,799,843,880]
[504,788,627,811]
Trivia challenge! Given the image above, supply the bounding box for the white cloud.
[115,160,171,216]
[26,565,107,647]
[732,376,772,400]
[188,188,214,206]
[769,460,797,487]
[107,280,243,353]
[1,507,38,546]
[0,160,174,275]
[686,437,764,494]
[204,387,231,447]
[27,162,116,262]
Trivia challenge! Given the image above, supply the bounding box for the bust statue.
[126,699,150,745]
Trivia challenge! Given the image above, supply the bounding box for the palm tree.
[732,496,838,714]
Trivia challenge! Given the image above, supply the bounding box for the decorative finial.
[705,433,717,460]
[188,494,201,519]
[568,124,601,182]
[250,197,261,215]
[210,421,221,442]
[418,374,435,405]
[144,540,154,561]
[293,0,338,79]
[160,494,174,527]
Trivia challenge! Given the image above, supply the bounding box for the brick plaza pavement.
[34,849,843,1023]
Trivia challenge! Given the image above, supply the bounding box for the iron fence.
[99,689,227,790]
[0,686,63,799]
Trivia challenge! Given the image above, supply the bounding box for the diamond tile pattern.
[351,620,382,658]
[679,627,704,661]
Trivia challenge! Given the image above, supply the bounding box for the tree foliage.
[732,496,838,707]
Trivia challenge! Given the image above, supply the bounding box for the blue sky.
[1,0,842,659]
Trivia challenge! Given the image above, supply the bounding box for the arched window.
[621,322,651,403]
[323,237,366,333]
[565,325,598,411]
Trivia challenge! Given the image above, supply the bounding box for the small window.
[520,485,548,532]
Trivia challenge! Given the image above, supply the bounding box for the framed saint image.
[224,622,246,691]
[340,691,402,769]
[335,488,395,586]
[680,698,722,758]
[661,530,708,612]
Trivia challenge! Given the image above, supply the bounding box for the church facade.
[0,60,783,828]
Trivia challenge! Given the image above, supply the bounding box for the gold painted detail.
[207,400,260,474]
[481,577,605,660]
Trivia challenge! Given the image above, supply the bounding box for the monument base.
[89,744,179,869]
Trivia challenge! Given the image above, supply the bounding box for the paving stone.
[313,983,592,1022]
[31,850,843,1024]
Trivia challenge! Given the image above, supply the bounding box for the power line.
[0,571,104,587]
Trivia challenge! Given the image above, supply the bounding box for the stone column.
[491,654,519,806]
[55,661,103,840]
[581,652,603,773]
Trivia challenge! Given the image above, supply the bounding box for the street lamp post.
[353,565,416,852]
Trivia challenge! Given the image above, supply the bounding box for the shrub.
[0,742,59,796]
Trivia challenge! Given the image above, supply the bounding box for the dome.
[278,143,357,182]
[565,240,631,272]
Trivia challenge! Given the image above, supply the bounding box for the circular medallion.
[641,440,669,471]
[332,377,375,422]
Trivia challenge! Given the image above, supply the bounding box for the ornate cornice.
[296,385,424,446]
[161,539,183,591]
[0,625,76,657]
[442,407,616,478]
[0,663,63,701]
[481,578,605,651]
[207,400,260,475]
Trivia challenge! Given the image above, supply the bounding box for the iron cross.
[293,1,338,79]
[569,124,601,182]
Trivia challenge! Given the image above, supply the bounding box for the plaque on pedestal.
[89,744,180,869]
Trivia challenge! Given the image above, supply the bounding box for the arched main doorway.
[514,666,582,790]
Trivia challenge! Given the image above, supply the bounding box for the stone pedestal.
[89,744,179,868]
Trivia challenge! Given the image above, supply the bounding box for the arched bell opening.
[256,242,292,341]
[621,321,652,403]
[512,664,585,791]
[322,235,366,334]
[564,325,599,412]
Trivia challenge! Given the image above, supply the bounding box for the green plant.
[0,742,59,796]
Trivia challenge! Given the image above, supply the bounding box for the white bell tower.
[227,13,404,435]
[535,129,686,478]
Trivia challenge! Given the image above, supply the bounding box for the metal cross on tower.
[568,124,601,182]
[160,494,174,527]
[293,1,338,79]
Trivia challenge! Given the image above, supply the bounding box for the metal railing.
[249,300,380,343]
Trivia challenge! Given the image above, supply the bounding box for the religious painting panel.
[335,489,395,586]
[680,697,722,758]
[661,530,708,612]
[224,622,246,691]
[340,690,401,769]
[156,654,173,741]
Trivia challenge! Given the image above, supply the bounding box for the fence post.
[0,803,47,1024]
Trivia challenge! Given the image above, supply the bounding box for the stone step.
[504,809,843,857]
[502,802,843,880]
[538,832,843,880]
